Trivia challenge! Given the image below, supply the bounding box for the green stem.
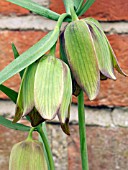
[50,43,56,56]
[37,125,55,170]
[70,5,79,21]
[26,127,35,141]
[78,91,89,170]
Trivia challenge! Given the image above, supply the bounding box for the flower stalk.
[78,91,89,170]
[37,125,55,170]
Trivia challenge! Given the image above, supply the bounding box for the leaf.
[0,115,31,131]
[34,55,65,120]
[0,84,18,103]
[75,0,84,12]
[77,0,95,16]
[64,20,100,100]
[74,0,83,10]
[12,43,24,78]
[85,20,116,79]
[0,30,59,85]
[7,0,60,21]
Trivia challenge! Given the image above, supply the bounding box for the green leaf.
[7,0,60,21]
[12,43,24,78]
[64,20,100,100]
[0,84,18,103]
[0,30,59,85]
[34,55,68,120]
[77,0,95,16]
[75,0,84,12]
[84,19,116,79]
[0,115,31,131]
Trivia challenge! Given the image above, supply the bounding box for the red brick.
[68,125,128,170]
[50,0,128,21]
[0,0,29,16]
[0,31,47,98]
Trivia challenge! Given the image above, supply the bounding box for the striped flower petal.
[64,20,100,100]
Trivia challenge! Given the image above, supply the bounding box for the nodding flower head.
[13,55,72,135]
[62,17,127,100]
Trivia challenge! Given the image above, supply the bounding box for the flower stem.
[37,125,55,170]
[78,91,89,170]
[26,127,35,141]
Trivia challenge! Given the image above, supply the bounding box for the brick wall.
[0,0,128,170]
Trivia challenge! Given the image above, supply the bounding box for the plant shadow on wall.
[0,0,127,170]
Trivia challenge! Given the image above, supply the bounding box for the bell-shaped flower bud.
[34,55,72,134]
[9,139,48,170]
[64,18,127,100]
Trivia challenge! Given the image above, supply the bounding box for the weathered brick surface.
[0,31,47,97]
[50,0,128,21]
[0,121,31,170]
[0,1,29,16]
[68,125,128,170]
[0,31,128,106]
[0,123,68,170]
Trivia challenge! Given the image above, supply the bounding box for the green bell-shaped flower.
[63,17,127,100]
[13,55,72,135]
[9,139,48,170]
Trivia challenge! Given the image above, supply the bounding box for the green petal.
[64,20,100,100]
[13,62,38,123]
[57,63,72,135]
[34,55,66,120]
[107,40,127,77]
[85,17,127,77]
[84,19,116,80]
[60,104,71,135]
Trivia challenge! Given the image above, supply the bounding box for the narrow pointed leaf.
[64,20,100,100]
[85,20,116,79]
[0,84,18,103]
[7,0,60,21]
[34,55,65,120]
[0,115,31,131]
[74,0,83,11]
[12,43,24,78]
[77,0,95,16]
[57,63,72,135]
[0,30,59,85]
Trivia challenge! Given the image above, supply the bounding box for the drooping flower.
[13,55,72,135]
[9,139,48,170]
[62,17,126,100]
